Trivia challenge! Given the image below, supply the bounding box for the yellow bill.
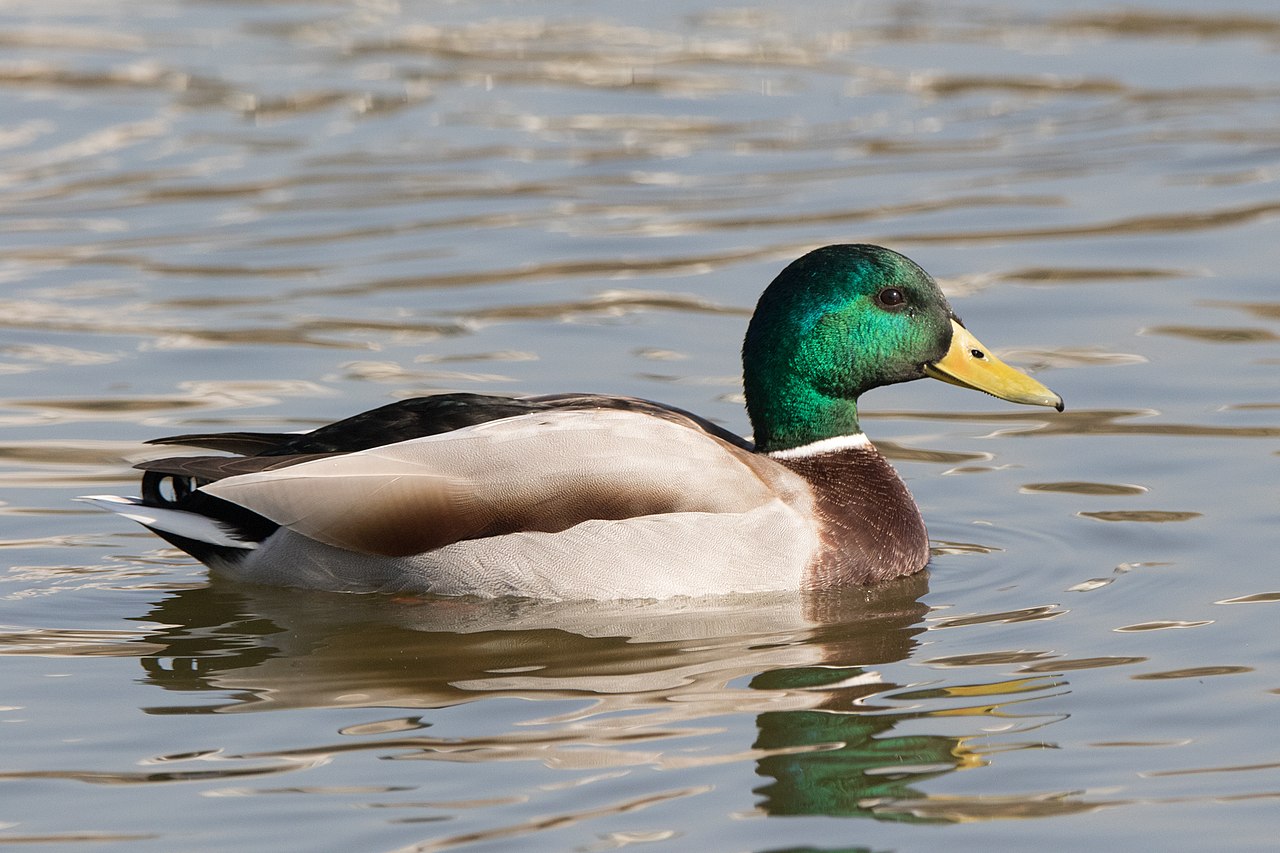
[924,319,1064,411]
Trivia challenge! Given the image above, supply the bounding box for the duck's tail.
[77,494,258,565]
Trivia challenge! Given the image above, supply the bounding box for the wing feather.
[201,409,798,558]
[146,432,295,455]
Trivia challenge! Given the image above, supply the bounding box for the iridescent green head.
[743,245,1062,452]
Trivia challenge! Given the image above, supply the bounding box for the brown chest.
[775,446,930,586]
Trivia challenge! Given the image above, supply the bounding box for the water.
[2,0,1279,849]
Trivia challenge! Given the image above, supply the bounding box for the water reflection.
[134,579,930,715]
[750,665,974,823]
[81,575,1092,822]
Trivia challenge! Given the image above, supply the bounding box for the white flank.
[77,495,258,550]
[766,433,871,460]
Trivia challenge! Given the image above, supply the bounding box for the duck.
[82,244,1063,600]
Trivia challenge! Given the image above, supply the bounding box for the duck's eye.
[876,287,905,308]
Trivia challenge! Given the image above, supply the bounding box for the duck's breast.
[769,438,930,586]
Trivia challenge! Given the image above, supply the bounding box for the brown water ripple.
[1057,11,1280,42]
[868,407,1280,440]
[1132,666,1253,680]
[1145,325,1279,344]
[1018,656,1149,673]
[448,290,747,323]
[924,651,1055,668]
[999,266,1190,283]
[305,247,796,298]
[928,605,1066,630]
[1216,592,1280,605]
[1022,482,1148,496]
[878,791,1125,821]
[0,627,161,657]
[1080,511,1202,523]
[0,761,320,786]
[887,199,1280,244]
[0,832,159,845]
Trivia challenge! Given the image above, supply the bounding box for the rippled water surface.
[2,0,1279,850]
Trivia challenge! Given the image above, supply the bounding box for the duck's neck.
[746,376,863,454]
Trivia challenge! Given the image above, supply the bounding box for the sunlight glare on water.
[1,0,1279,850]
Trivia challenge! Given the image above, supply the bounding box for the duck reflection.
[750,670,972,822]
[128,574,1049,822]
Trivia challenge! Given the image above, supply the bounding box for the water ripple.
[2,2,1279,849]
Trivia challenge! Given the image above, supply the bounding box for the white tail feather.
[77,495,258,550]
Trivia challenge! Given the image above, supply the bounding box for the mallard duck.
[84,245,1062,600]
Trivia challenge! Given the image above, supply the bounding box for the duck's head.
[743,244,1062,452]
